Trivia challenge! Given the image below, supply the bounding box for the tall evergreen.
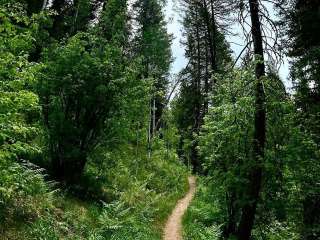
[133,0,172,144]
[174,0,232,171]
[280,1,320,239]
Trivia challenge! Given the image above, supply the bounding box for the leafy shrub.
[0,157,55,235]
[0,3,54,236]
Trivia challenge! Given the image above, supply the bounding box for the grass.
[182,177,222,240]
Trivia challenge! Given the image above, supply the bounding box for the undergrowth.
[183,177,300,240]
[0,145,188,240]
[183,177,222,240]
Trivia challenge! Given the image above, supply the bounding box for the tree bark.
[302,193,320,240]
[224,190,237,239]
[209,0,217,72]
[191,10,202,172]
[51,147,87,183]
[236,0,266,239]
[202,0,216,73]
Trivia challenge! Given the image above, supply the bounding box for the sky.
[165,0,188,75]
[164,0,292,90]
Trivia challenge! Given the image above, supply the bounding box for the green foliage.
[98,0,128,43]
[195,66,310,238]
[199,68,255,177]
[38,30,148,180]
[194,68,255,238]
[86,144,188,240]
[2,0,320,240]
[183,178,223,240]
[134,0,172,77]
[183,177,300,240]
[1,141,188,239]
[173,0,233,170]
[0,157,54,232]
[133,0,173,134]
[0,3,42,157]
[24,144,187,240]
[0,4,53,235]
[0,2,189,239]
[279,1,320,238]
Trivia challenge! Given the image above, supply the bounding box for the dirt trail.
[163,176,196,240]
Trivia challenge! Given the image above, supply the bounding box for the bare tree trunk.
[204,31,209,114]
[195,11,201,132]
[148,92,152,158]
[191,10,202,172]
[236,0,266,239]
[153,98,156,136]
[209,0,217,72]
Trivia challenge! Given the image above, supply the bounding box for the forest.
[0,0,319,239]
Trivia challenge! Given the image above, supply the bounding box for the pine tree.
[280,1,320,239]
[174,0,232,172]
[133,0,172,147]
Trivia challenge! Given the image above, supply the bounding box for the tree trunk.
[302,193,320,240]
[50,0,68,39]
[202,0,216,72]
[52,154,87,183]
[236,0,266,239]
[204,31,209,114]
[224,190,237,239]
[51,141,87,183]
[209,0,217,72]
[191,10,202,173]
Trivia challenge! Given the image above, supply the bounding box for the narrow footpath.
[163,176,196,240]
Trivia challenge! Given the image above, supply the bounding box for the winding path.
[163,176,196,240]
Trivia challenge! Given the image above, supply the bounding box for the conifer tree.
[174,0,232,171]
[279,1,320,238]
[133,0,172,144]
